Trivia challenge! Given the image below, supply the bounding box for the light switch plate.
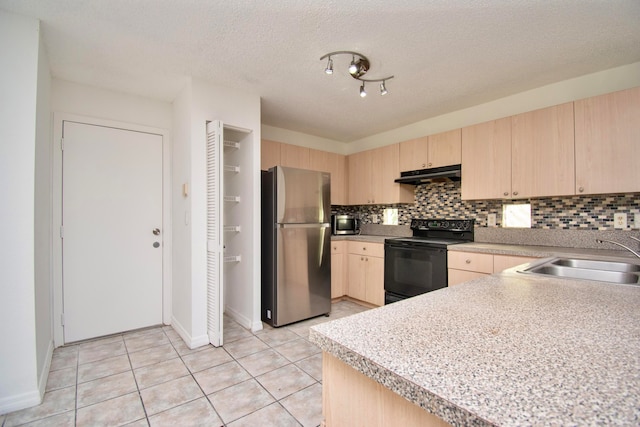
[487,213,497,227]
[372,214,379,223]
[614,212,627,229]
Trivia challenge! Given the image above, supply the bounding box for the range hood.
[394,164,461,185]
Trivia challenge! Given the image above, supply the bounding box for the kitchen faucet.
[596,238,640,259]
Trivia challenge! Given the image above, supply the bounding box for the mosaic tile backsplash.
[333,181,640,230]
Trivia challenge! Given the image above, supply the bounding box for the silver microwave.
[331,215,360,235]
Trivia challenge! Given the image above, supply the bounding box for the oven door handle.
[385,243,446,254]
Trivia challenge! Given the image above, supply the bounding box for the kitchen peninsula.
[310,268,640,426]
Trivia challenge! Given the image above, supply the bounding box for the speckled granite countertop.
[448,242,639,260]
[310,271,640,426]
[331,234,389,244]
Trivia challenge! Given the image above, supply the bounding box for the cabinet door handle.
[513,191,519,196]
[578,186,584,193]
[428,162,432,167]
[422,163,426,167]
[503,191,509,196]
[465,259,471,264]
[361,257,364,261]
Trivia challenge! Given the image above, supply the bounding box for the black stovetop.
[385,218,475,247]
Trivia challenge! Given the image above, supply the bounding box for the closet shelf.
[223,140,240,149]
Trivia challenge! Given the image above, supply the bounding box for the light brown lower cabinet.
[330,242,346,299]
[346,242,384,306]
[322,352,451,427]
[448,251,538,286]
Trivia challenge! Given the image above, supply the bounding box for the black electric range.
[384,218,474,304]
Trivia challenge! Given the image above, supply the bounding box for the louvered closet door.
[206,121,224,346]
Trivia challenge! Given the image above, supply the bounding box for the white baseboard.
[251,319,264,333]
[0,389,41,416]
[37,341,54,399]
[0,341,53,415]
[224,306,263,333]
[170,316,209,350]
[224,306,250,328]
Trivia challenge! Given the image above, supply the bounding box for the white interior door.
[62,121,163,343]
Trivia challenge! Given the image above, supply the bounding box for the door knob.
[153,228,161,235]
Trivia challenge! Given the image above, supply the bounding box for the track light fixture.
[320,50,394,97]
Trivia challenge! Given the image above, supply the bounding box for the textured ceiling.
[2,0,640,142]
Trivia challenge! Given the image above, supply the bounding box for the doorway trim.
[52,113,172,346]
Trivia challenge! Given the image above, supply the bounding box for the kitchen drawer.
[331,241,346,254]
[347,241,384,258]
[448,251,493,274]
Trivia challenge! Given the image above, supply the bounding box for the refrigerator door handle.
[277,223,330,229]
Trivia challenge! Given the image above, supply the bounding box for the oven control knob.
[442,221,448,228]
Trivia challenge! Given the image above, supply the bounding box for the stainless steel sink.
[551,258,640,273]
[519,257,640,285]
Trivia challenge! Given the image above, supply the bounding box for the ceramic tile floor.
[2,300,369,427]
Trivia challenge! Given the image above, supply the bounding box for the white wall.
[347,61,640,154]
[52,79,173,129]
[0,11,41,414]
[171,77,262,346]
[34,29,53,399]
[261,125,346,155]
[51,79,174,347]
[263,61,640,155]
[171,81,193,339]
[190,78,262,333]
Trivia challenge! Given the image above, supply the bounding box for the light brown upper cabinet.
[261,140,348,205]
[348,149,372,205]
[461,117,512,200]
[511,103,575,199]
[280,143,310,169]
[399,129,461,172]
[309,148,348,205]
[348,144,413,205]
[574,87,640,195]
[462,104,574,200]
[261,139,281,170]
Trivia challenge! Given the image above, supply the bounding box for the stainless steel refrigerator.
[261,166,331,327]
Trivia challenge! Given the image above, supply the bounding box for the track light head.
[360,82,367,98]
[325,57,333,75]
[380,81,388,95]
[348,56,358,75]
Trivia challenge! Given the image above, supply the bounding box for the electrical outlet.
[487,213,497,227]
[614,212,627,229]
